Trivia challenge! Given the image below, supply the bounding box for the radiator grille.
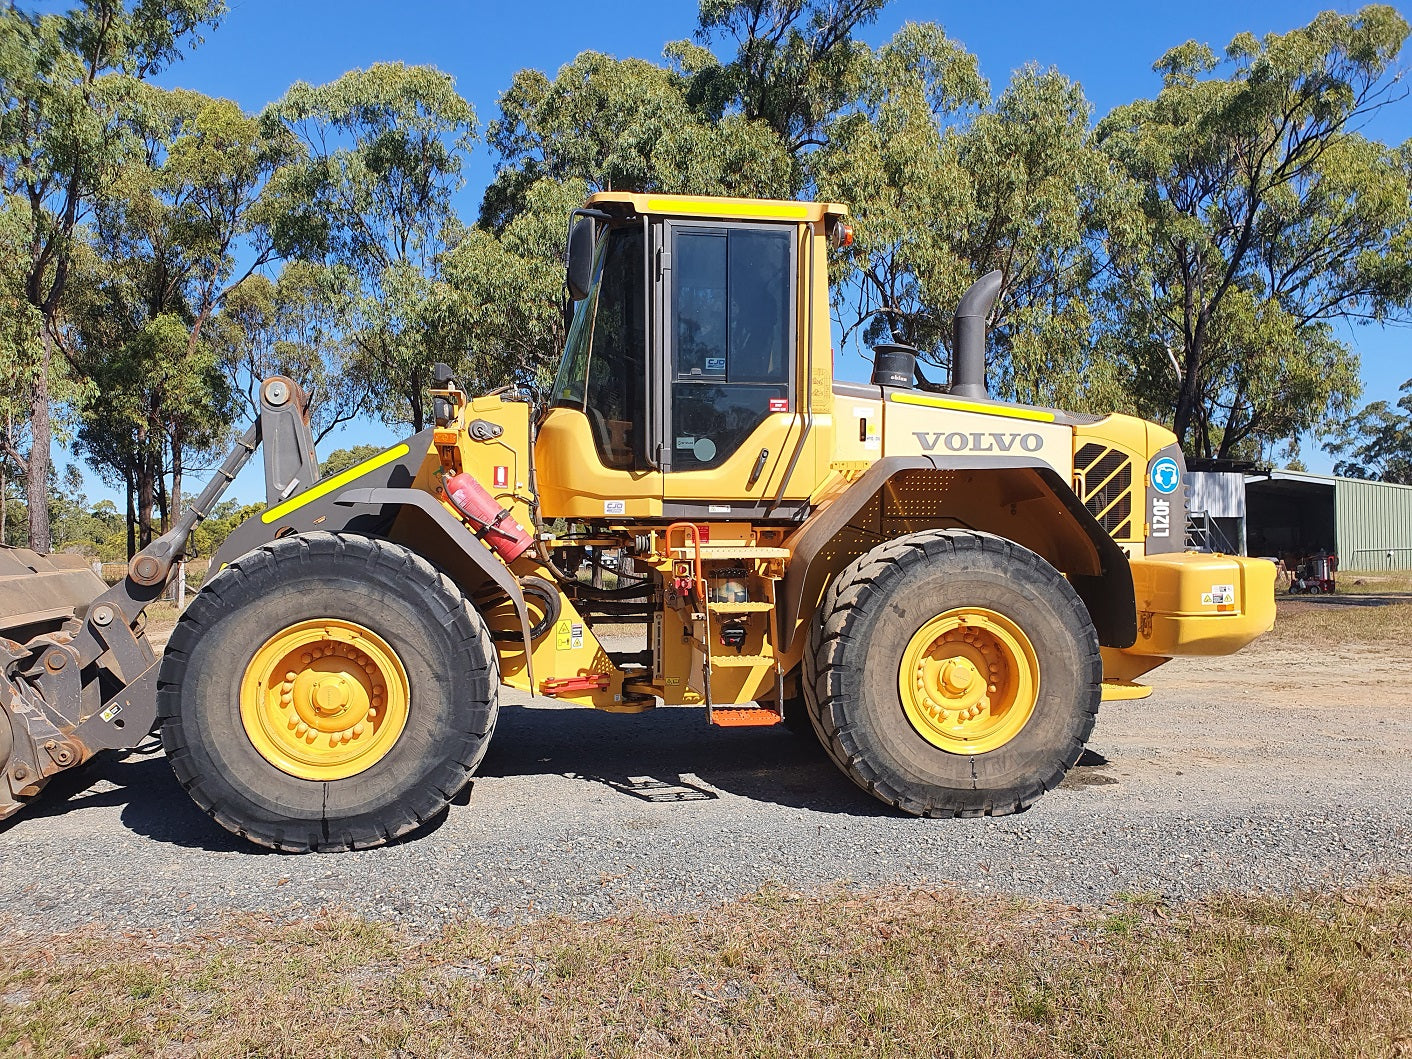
[1074,443,1134,539]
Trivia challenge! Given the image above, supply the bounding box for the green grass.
[2,881,1410,1058]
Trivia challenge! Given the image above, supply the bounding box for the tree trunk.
[171,433,183,525]
[156,466,168,534]
[138,459,155,550]
[25,331,54,552]
[125,472,136,559]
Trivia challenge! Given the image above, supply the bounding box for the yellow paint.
[647,198,813,219]
[1124,553,1277,657]
[1100,680,1153,701]
[261,444,410,524]
[889,391,1057,423]
[588,191,848,224]
[239,618,410,780]
[897,607,1039,755]
[533,408,664,520]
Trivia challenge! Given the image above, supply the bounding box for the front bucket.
[0,547,107,641]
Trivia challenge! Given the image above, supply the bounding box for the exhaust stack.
[950,270,1003,400]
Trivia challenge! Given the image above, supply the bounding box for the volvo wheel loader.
[0,194,1276,850]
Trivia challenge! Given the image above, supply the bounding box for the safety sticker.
[555,620,571,650]
[571,623,584,650]
[604,499,626,515]
[769,397,788,412]
[100,702,123,723]
[1201,584,1235,606]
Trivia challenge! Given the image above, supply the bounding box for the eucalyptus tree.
[0,0,224,551]
[1324,378,1412,484]
[1096,5,1412,459]
[71,84,291,548]
[265,63,478,432]
[216,260,365,442]
[482,49,795,232]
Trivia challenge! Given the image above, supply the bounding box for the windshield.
[549,225,648,469]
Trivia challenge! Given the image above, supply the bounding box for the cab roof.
[585,192,849,224]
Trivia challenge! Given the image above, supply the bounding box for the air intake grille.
[1074,443,1133,539]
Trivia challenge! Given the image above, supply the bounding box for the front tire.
[804,529,1100,817]
[158,532,499,851]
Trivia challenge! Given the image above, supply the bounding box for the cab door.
[656,218,809,519]
[535,220,664,521]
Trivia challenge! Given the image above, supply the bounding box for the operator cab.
[534,194,847,522]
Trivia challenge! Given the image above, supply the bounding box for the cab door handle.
[746,448,770,489]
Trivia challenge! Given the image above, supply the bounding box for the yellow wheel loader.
[0,194,1276,850]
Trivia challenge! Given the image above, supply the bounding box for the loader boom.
[0,376,315,818]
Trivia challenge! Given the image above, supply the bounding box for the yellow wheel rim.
[240,619,410,781]
[898,607,1039,755]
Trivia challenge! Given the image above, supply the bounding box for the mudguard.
[209,430,534,669]
[779,455,1137,651]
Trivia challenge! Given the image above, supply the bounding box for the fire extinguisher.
[443,472,534,563]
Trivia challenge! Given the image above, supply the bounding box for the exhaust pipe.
[950,270,1003,400]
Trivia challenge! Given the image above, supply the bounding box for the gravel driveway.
[1,635,1408,937]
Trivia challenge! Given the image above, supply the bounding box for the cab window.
[671,225,792,471]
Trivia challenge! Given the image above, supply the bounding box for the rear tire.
[158,532,499,851]
[804,529,1100,817]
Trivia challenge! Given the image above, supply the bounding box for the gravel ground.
[1,633,1408,937]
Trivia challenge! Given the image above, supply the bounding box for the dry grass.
[2,881,1409,1058]
[1338,569,1412,595]
[1267,599,1412,645]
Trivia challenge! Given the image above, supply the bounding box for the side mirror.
[565,217,596,301]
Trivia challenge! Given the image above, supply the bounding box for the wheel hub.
[240,619,408,779]
[898,607,1039,755]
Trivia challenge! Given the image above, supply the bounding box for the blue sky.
[68,0,1412,503]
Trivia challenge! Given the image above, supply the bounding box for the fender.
[208,431,534,675]
[779,455,1137,651]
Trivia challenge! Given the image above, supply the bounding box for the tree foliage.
[265,62,478,431]
[0,0,224,550]
[68,82,289,550]
[3,0,1412,560]
[1097,5,1412,459]
[1324,378,1412,483]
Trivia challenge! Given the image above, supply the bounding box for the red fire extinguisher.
[443,472,533,563]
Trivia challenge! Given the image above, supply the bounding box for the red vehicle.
[1289,554,1337,594]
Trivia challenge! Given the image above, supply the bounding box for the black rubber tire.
[157,532,499,851]
[803,529,1100,817]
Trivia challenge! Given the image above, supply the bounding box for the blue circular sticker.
[1150,457,1181,495]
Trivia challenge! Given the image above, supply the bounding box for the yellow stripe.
[261,443,411,524]
[890,391,1057,423]
[645,198,812,220]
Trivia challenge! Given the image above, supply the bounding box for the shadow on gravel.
[0,751,251,852]
[2,748,454,852]
[478,703,892,817]
[1285,591,1411,607]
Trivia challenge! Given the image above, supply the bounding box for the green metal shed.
[1244,470,1412,571]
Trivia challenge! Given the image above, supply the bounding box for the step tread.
[708,653,777,668]
[671,546,790,559]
